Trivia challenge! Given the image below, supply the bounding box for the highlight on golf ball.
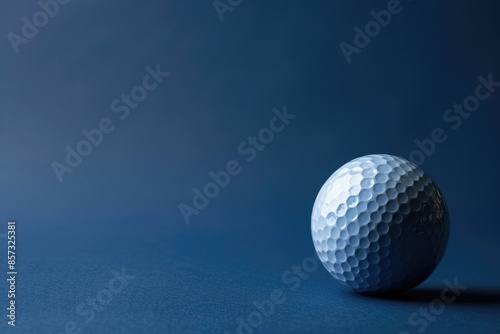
[311,154,450,294]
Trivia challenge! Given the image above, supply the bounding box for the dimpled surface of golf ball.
[311,154,449,294]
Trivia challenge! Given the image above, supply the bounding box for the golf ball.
[311,154,449,294]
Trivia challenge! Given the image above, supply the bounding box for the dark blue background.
[0,0,499,333]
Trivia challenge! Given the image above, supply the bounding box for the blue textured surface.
[312,154,450,293]
[5,222,500,334]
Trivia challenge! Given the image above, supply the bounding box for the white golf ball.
[311,154,450,294]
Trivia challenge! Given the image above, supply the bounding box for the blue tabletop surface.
[2,218,498,334]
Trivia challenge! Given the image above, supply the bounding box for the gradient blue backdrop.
[0,0,499,333]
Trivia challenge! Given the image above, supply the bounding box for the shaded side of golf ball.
[311,154,450,294]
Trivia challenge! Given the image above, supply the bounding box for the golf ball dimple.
[311,154,450,294]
